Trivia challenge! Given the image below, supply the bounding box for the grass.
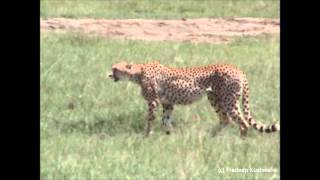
[40,0,280,19]
[41,32,280,180]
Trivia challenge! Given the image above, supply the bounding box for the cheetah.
[107,61,280,137]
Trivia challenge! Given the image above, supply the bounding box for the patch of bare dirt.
[40,17,279,44]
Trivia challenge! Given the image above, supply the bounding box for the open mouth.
[113,77,119,82]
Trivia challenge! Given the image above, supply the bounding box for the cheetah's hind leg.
[207,91,230,136]
[223,94,250,137]
[212,111,231,137]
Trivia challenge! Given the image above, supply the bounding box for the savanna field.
[40,0,280,179]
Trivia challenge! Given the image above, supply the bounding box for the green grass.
[40,0,280,19]
[41,32,280,180]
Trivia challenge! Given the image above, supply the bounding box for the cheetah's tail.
[241,78,280,133]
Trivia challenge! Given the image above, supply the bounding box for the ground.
[41,0,280,179]
[41,17,279,44]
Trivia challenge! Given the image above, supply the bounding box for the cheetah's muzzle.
[108,71,119,82]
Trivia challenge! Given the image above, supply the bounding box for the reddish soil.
[40,17,279,43]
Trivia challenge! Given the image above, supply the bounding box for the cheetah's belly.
[158,81,206,105]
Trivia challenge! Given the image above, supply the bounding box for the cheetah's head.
[107,61,142,82]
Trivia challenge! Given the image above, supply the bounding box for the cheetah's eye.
[126,64,132,69]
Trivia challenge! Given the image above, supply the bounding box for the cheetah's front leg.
[161,104,174,135]
[144,101,158,137]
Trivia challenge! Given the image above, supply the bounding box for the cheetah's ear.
[126,64,132,69]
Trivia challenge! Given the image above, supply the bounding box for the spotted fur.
[108,61,280,136]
